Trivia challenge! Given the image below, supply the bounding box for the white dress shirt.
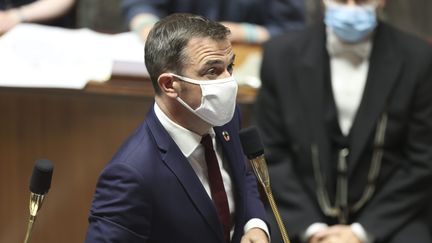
[327,27,372,136]
[154,103,269,240]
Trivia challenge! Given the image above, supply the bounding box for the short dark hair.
[144,13,231,95]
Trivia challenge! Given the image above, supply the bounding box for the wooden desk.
[0,44,260,243]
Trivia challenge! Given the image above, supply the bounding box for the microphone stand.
[249,155,291,243]
[23,193,45,243]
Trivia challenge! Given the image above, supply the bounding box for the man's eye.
[206,68,219,76]
[227,63,235,74]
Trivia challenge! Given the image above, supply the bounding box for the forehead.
[183,37,233,66]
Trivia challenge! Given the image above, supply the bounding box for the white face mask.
[171,73,238,126]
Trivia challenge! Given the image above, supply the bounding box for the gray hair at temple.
[144,13,231,95]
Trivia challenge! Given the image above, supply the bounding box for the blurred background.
[0,0,431,242]
[77,0,432,40]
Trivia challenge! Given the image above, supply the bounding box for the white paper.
[0,24,146,89]
[106,32,148,77]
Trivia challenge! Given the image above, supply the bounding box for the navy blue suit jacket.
[85,106,267,243]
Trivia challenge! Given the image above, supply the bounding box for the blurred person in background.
[254,0,432,242]
[0,0,75,35]
[122,0,306,44]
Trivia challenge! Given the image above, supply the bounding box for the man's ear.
[157,73,178,98]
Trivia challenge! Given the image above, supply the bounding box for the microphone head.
[30,159,54,195]
[239,127,264,159]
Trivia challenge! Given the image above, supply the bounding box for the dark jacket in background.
[255,22,432,243]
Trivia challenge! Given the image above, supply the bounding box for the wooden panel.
[0,88,153,242]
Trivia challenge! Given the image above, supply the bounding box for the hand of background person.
[0,10,21,35]
[220,21,244,43]
[130,13,159,41]
[136,24,154,41]
[309,225,362,243]
[220,21,269,44]
[132,19,271,44]
[241,227,269,243]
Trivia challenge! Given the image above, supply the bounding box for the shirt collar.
[154,103,215,157]
[326,27,373,61]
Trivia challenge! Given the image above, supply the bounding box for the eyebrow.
[203,59,224,67]
[199,54,236,70]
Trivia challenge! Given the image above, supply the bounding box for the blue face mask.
[324,3,377,43]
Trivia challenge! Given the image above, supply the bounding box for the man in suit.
[254,0,432,243]
[85,13,269,243]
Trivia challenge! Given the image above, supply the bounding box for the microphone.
[239,127,291,243]
[24,159,54,243]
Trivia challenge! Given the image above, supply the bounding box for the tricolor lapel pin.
[222,131,230,141]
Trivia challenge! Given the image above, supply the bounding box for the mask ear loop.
[169,73,235,85]
[171,74,206,113]
[170,73,201,85]
[170,75,190,106]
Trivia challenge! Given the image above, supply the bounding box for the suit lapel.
[296,26,333,186]
[214,124,245,239]
[146,107,224,242]
[348,24,403,174]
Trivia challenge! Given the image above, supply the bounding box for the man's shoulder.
[263,24,325,62]
[108,119,161,171]
[265,25,323,48]
[379,22,432,60]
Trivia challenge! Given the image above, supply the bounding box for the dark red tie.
[201,134,231,242]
